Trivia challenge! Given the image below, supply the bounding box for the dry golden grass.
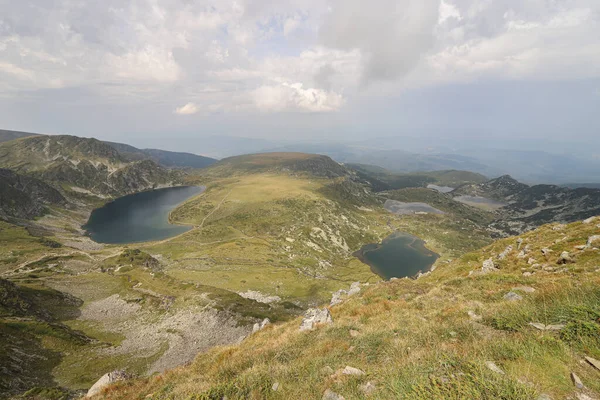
[97,218,600,400]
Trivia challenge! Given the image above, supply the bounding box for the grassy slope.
[98,218,600,400]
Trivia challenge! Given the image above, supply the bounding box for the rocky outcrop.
[299,308,333,331]
[86,370,131,398]
[252,318,271,333]
[0,168,67,220]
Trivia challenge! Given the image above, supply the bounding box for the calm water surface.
[84,186,205,244]
[354,232,439,280]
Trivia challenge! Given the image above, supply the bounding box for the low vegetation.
[98,218,600,400]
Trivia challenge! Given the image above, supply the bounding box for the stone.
[468,310,482,321]
[359,381,377,396]
[300,308,333,331]
[342,366,365,376]
[583,216,597,224]
[517,238,524,249]
[571,372,584,389]
[557,251,574,264]
[552,224,566,231]
[575,245,587,250]
[323,389,345,400]
[541,248,553,256]
[272,382,280,391]
[523,272,534,277]
[348,282,361,296]
[252,318,271,333]
[529,322,547,330]
[482,258,497,273]
[486,361,505,375]
[575,394,595,400]
[517,250,527,259]
[513,286,536,293]
[503,292,523,302]
[587,235,600,248]
[585,356,600,371]
[86,370,130,398]
[350,329,360,337]
[528,257,537,265]
[498,245,513,260]
[330,290,347,306]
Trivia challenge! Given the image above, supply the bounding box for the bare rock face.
[86,370,130,398]
[252,318,271,333]
[300,308,333,331]
[482,258,497,273]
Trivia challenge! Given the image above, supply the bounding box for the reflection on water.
[84,186,205,244]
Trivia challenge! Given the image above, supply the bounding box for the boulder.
[583,216,597,224]
[585,356,600,371]
[498,245,513,260]
[86,370,130,398]
[323,389,345,400]
[503,292,523,302]
[485,361,505,375]
[557,251,574,265]
[571,372,584,389]
[252,318,271,333]
[359,381,377,396]
[482,258,497,273]
[330,289,347,306]
[348,282,361,296]
[342,366,365,376]
[586,235,600,248]
[300,308,333,331]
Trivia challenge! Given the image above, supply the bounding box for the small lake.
[427,184,454,193]
[84,186,205,244]
[354,232,439,280]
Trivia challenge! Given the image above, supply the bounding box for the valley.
[0,133,598,399]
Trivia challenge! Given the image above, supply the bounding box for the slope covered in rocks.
[98,216,600,400]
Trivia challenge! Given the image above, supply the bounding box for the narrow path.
[199,190,231,229]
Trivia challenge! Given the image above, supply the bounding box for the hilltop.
[96,217,600,400]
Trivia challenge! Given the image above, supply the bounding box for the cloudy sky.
[0,0,599,152]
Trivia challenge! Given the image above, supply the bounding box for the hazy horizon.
[1,0,599,157]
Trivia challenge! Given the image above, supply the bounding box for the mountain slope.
[96,217,600,400]
[0,135,181,198]
[0,129,39,143]
[454,175,600,234]
[105,141,217,169]
[0,169,67,220]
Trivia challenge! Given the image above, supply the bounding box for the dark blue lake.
[84,186,205,244]
[354,232,439,280]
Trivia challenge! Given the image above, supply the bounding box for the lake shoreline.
[354,232,439,280]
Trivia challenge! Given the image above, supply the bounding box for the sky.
[0,0,599,152]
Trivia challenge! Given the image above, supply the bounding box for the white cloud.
[253,83,345,113]
[174,103,199,115]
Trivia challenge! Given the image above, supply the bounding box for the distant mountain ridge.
[0,135,181,199]
[0,129,40,143]
[104,141,217,169]
[453,175,600,234]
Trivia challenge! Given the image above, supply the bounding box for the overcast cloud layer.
[0,0,599,150]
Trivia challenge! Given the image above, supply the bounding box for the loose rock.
[359,381,377,396]
[323,389,345,400]
[571,372,585,389]
[482,258,497,273]
[503,292,523,302]
[585,356,600,371]
[350,329,360,337]
[272,382,280,391]
[252,318,271,333]
[342,366,365,376]
[300,308,333,331]
[468,310,482,321]
[557,251,574,265]
[486,361,505,375]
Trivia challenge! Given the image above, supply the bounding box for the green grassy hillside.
[97,217,600,400]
